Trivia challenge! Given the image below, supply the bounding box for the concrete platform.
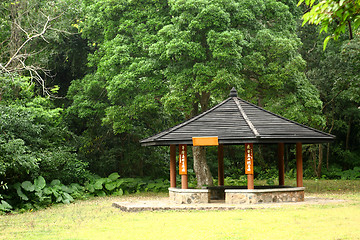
[112,196,345,212]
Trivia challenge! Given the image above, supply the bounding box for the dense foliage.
[1,0,359,212]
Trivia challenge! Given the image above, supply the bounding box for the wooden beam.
[296,142,303,187]
[170,145,176,188]
[278,143,285,186]
[218,144,224,186]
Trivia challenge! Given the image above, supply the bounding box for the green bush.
[340,167,360,180]
[0,181,12,212]
[0,172,171,213]
[10,176,77,211]
[84,173,169,196]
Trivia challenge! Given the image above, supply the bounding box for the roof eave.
[141,136,335,146]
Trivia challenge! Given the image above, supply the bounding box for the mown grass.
[1,180,360,240]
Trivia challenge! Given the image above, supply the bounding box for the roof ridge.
[233,97,260,139]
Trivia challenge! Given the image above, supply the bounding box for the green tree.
[66,0,171,178]
[298,8,360,177]
[150,0,321,186]
[0,75,88,185]
[299,0,360,48]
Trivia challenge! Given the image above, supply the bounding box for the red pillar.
[218,144,224,186]
[247,174,254,189]
[179,145,188,189]
[170,145,176,188]
[245,143,254,190]
[181,175,188,189]
[296,142,303,187]
[278,143,285,186]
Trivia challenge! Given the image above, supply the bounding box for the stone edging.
[225,187,305,193]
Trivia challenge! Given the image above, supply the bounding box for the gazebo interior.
[141,88,335,204]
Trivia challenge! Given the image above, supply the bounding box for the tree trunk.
[317,144,323,178]
[310,144,323,178]
[191,91,213,188]
[193,146,213,188]
[348,21,353,40]
[345,118,351,150]
[9,2,26,70]
[326,143,330,170]
[311,147,317,176]
[326,118,334,170]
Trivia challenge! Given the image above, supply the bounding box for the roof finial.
[229,87,237,97]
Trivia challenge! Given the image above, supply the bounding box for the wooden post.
[296,142,303,187]
[247,174,254,189]
[179,145,188,189]
[278,143,285,186]
[218,144,224,186]
[245,143,254,190]
[181,175,188,189]
[170,145,176,188]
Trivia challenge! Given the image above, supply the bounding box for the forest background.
[0,0,359,211]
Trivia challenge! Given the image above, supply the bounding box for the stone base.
[225,187,305,204]
[169,186,305,204]
[169,188,210,204]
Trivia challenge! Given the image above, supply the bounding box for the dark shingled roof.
[140,88,335,146]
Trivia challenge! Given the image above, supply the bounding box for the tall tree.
[150,0,320,186]
[67,0,172,177]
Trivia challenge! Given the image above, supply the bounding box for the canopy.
[141,88,335,146]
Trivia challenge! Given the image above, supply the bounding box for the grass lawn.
[1,179,360,240]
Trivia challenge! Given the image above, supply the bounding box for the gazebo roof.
[141,88,335,146]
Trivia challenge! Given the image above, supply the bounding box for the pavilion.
[141,88,335,204]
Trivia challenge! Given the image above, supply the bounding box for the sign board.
[245,143,254,175]
[192,136,219,146]
[179,144,187,175]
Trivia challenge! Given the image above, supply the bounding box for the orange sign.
[179,144,187,175]
[245,143,254,175]
[192,136,219,146]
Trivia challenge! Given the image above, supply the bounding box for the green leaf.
[353,18,360,29]
[56,195,63,203]
[112,188,123,196]
[21,181,35,192]
[94,181,103,190]
[108,172,120,181]
[34,176,46,191]
[323,35,332,50]
[94,178,106,190]
[86,184,95,193]
[43,187,52,195]
[50,180,61,186]
[17,188,29,201]
[96,191,106,197]
[0,200,13,211]
[61,185,73,193]
[105,182,117,191]
[116,179,125,188]
[62,192,74,203]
